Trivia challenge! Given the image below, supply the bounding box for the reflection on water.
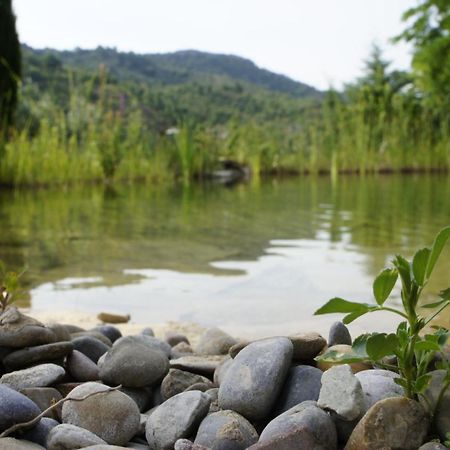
[0,175,449,336]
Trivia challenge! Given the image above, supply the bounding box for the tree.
[395,0,450,107]
[0,0,21,133]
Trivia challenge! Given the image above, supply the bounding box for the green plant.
[0,260,25,314]
[315,226,450,401]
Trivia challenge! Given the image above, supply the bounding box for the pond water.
[0,175,449,338]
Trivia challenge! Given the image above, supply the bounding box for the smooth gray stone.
[145,391,211,450]
[161,369,213,400]
[196,328,237,355]
[165,331,190,347]
[3,342,74,370]
[175,440,210,450]
[62,382,140,446]
[47,423,107,449]
[0,384,41,433]
[317,364,365,421]
[0,363,66,390]
[19,387,63,420]
[328,321,352,346]
[66,349,100,382]
[419,443,448,450]
[71,336,109,363]
[0,307,56,348]
[218,337,293,421]
[213,357,233,386]
[356,369,403,412]
[100,338,169,388]
[0,438,46,449]
[46,324,72,342]
[171,342,194,359]
[19,417,58,447]
[421,370,450,441]
[121,387,153,412]
[194,410,258,450]
[71,331,113,347]
[274,365,322,415]
[171,355,227,377]
[92,325,122,343]
[259,402,337,450]
[114,335,171,358]
[141,328,155,337]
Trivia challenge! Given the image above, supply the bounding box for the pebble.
[71,331,113,347]
[171,342,194,359]
[274,365,323,415]
[0,438,46,449]
[120,387,153,412]
[328,321,352,346]
[170,355,227,377]
[100,338,169,387]
[0,384,41,432]
[213,357,233,386]
[317,364,365,420]
[141,327,155,337]
[92,325,122,343]
[161,369,213,400]
[3,342,74,370]
[355,369,403,412]
[71,336,110,363]
[317,345,372,373]
[46,423,107,449]
[66,349,101,382]
[145,391,211,450]
[194,410,258,450]
[19,417,59,447]
[0,307,56,348]
[46,323,72,342]
[259,401,337,450]
[345,397,428,449]
[19,387,63,420]
[218,337,293,421]
[165,331,190,347]
[289,332,327,361]
[228,341,250,358]
[114,335,171,359]
[62,382,140,446]
[97,312,130,324]
[419,443,448,450]
[421,369,449,441]
[195,328,237,355]
[175,439,210,450]
[0,363,66,390]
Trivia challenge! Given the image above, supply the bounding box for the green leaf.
[414,340,440,352]
[366,333,399,360]
[414,374,432,394]
[394,377,408,389]
[439,287,450,300]
[426,226,450,279]
[392,255,411,297]
[343,310,370,324]
[314,298,372,315]
[422,298,449,309]
[412,247,431,286]
[373,268,398,305]
[316,348,368,364]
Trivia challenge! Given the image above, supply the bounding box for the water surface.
[1,175,449,337]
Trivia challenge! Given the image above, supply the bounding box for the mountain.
[20,45,322,130]
[22,45,320,98]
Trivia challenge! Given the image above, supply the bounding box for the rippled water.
[0,175,449,337]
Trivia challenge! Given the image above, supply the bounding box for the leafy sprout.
[314,226,450,403]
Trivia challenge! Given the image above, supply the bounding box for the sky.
[14,0,415,90]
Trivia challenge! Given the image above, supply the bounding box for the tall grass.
[1,64,449,187]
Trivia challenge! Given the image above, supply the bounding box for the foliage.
[315,226,450,401]
[0,260,25,313]
[394,0,450,108]
[0,0,21,133]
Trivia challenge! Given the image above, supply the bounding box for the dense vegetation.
[0,0,449,187]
